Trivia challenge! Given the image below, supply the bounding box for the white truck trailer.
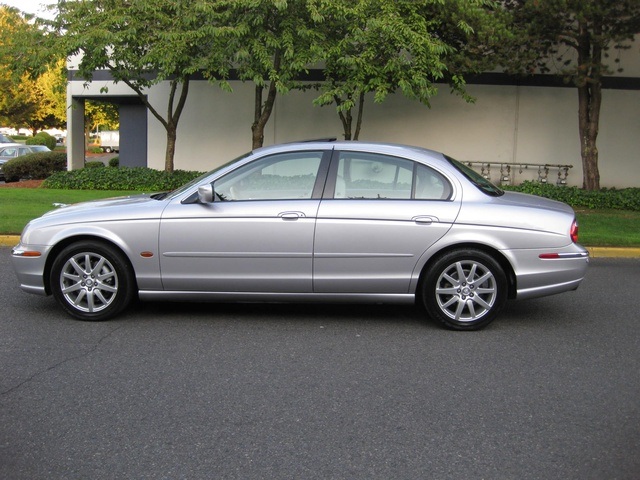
[98,131,120,153]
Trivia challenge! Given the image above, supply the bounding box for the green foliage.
[312,0,508,140]
[108,156,119,168]
[501,1,640,190]
[2,151,67,182]
[204,0,327,147]
[55,0,222,171]
[42,167,204,191]
[504,182,640,211]
[26,131,57,150]
[84,161,105,168]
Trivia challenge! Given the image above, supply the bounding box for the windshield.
[446,156,504,197]
[0,134,14,143]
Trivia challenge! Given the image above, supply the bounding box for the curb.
[585,247,640,258]
[1,234,638,257]
[0,235,19,247]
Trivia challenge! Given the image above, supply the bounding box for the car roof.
[254,140,445,162]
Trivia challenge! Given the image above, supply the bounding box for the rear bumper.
[504,244,589,300]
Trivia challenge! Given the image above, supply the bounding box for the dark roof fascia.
[68,69,640,91]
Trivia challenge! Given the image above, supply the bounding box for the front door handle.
[279,211,306,220]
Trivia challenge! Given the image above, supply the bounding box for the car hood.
[36,193,167,224]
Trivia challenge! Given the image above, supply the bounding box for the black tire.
[50,241,136,321]
[422,249,507,330]
[104,147,112,153]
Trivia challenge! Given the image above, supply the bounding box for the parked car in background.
[10,140,589,330]
[0,145,51,182]
[0,133,20,146]
[0,145,51,159]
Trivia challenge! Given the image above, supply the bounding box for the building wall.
[69,74,640,188]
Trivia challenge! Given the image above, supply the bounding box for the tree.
[503,0,640,190]
[0,7,66,133]
[204,0,324,149]
[312,0,507,140]
[56,0,228,172]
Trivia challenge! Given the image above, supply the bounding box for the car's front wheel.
[423,249,507,330]
[50,241,135,321]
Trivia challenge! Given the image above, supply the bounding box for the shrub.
[42,166,204,191]
[108,156,119,168]
[84,161,105,168]
[503,182,640,211]
[26,132,57,150]
[3,151,67,182]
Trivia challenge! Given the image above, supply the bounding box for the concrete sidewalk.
[1,234,638,257]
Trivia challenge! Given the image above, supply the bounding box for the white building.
[66,44,640,188]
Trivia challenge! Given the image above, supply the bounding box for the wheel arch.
[416,242,517,303]
[43,235,138,296]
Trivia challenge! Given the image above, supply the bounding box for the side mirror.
[197,184,214,204]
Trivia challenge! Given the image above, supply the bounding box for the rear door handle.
[412,216,438,225]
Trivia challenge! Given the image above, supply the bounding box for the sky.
[1,0,56,18]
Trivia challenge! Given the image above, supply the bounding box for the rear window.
[446,156,504,197]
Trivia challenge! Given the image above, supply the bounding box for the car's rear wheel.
[423,249,507,330]
[50,241,135,321]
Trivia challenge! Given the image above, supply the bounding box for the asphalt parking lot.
[1,248,639,479]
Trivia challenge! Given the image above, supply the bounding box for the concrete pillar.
[68,97,86,171]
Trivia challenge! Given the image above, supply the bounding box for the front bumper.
[11,243,52,296]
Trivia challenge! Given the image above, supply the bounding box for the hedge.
[503,182,640,211]
[3,151,67,182]
[25,132,57,150]
[42,166,204,191]
[34,167,640,212]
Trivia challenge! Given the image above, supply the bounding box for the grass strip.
[1,189,639,247]
[0,189,143,235]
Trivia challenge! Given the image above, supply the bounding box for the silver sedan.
[11,141,589,330]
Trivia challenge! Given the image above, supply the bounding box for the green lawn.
[1,188,638,247]
[0,189,143,235]
[575,209,640,247]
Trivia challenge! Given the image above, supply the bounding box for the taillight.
[570,219,579,243]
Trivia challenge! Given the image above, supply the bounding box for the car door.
[159,150,330,293]
[0,147,18,158]
[314,150,462,293]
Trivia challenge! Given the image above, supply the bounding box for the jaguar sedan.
[11,141,589,330]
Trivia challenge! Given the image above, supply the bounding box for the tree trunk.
[353,92,365,141]
[251,54,281,150]
[336,95,353,140]
[577,83,601,190]
[576,22,601,191]
[165,123,177,173]
[252,80,279,149]
[122,76,190,172]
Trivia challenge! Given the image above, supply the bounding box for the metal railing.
[464,162,573,186]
